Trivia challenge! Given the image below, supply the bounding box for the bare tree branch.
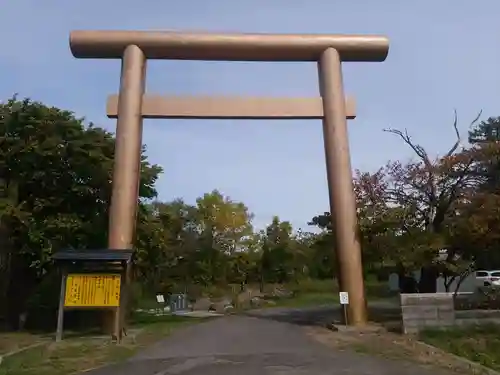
[469,110,483,130]
[445,109,482,157]
[383,128,437,225]
[445,109,461,157]
[383,128,432,168]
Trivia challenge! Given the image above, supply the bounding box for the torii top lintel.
[69,30,389,62]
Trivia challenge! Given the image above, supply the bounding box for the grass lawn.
[261,278,397,309]
[419,324,500,372]
[0,333,51,356]
[0,314,207,375]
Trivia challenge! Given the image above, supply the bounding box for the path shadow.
[245,300,402,331]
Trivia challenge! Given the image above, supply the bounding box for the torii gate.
[69,30,389,335]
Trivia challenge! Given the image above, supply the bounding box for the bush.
[365,280,397,299]
[25,271,60,331]
[455,287,500,310]
[290,279,338,294]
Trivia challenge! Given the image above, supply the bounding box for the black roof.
[52,249,133,262]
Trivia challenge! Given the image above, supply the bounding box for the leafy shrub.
[455,287,500,310]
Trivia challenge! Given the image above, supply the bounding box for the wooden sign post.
[53,249,133,342]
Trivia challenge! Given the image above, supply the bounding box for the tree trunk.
[0,221,11,326]
[453,268,472,298]
[398,271,418,293]
[5,259,33,330]
[418,266,438,293]
[0,178,16,326]
[444,277,453,293]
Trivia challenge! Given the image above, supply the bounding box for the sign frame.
[52,249,133,343]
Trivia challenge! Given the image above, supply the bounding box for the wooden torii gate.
[69,30,389,335]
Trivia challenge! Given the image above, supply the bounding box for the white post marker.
[339,292,349,326]
[339,292,349,305]
[156,294,165,316]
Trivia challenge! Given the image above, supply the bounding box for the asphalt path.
[86,303,456,374]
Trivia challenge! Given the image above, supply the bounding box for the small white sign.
[156,294,165,303]
[339,292,349,305]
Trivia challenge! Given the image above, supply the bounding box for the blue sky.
[1,1,500,231]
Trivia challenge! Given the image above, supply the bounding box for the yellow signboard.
[64,274,121,307]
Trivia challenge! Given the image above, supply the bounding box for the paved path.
[244,300,401,327]
[87,311,454,375]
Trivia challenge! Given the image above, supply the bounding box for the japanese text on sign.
[339,292,349,305]
[64,274,121,307]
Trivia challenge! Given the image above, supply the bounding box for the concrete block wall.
[400,293,455,334]
[455,309,500,326]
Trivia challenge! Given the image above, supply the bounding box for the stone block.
[407,307,438,319]
[437,313,455,324]
[401,306,422,319]
[401,295,424,306]
[401,293,453,307]
[437,305,454,313]
[402,318,418,328]
[402,317,420,326]
[421,307,439,318]
[402,319,423,334]
[430,300,453,307]
[401,294,500,332]
[403,326,419,334]
[424,296,453,307]
[423,318,440,326]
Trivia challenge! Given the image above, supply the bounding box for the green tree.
[0,96,161,329]
[194,190,253,284]
[304,231,335,280]
[468,116,500,191]
[469,116,500,144]
[260,217,295,284]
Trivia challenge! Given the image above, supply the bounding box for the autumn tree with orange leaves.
[310,110,487,293]
[450,116,500,270]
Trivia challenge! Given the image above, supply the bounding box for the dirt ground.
[0,332,49,355]
[305,325,494,375]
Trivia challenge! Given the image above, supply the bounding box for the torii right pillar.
[318,47,368,326]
